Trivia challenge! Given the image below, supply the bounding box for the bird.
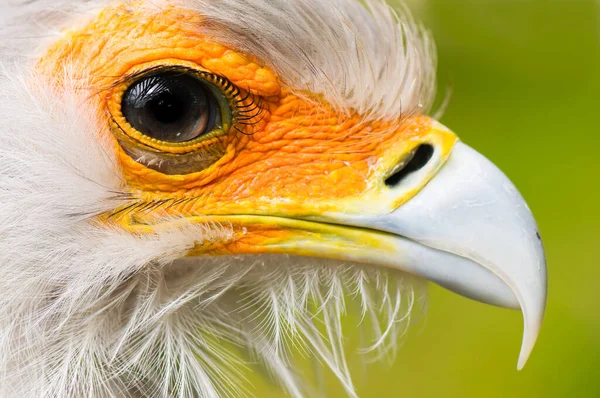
[0,0,547,397]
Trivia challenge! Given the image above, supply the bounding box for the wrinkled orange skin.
[38,1,441,248]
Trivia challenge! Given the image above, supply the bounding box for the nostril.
[385,144,435,188]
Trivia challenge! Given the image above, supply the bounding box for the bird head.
[0,0,547,396]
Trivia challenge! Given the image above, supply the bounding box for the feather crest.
[180,0,437,119]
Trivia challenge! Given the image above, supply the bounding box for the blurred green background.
[257,0,600,396]
[375,1,599,396]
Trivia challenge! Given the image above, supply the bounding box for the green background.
[256,0,600,396]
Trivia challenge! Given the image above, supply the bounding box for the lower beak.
[325,142,547,369]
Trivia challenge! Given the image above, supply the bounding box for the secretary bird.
[0,0,547,396]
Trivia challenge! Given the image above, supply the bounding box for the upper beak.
[330,141,547,369]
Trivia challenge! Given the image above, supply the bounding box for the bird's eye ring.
[108,64,240,174]
[122,72,221,144]
[110,66,234,154]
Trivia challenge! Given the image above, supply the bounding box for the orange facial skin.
[37,1,456,256]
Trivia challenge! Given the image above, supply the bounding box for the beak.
[126,121,547,369]
[328,141,547,369]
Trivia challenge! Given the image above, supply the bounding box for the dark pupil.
[150,93,184,125]
[122,73,218,143]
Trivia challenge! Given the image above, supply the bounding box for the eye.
[121,72,219,143]
[108,64,254,175]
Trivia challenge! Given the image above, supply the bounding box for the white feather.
[180,0,437,119]
[0,1,108,60]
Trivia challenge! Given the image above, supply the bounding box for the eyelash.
[228,83,265,136]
